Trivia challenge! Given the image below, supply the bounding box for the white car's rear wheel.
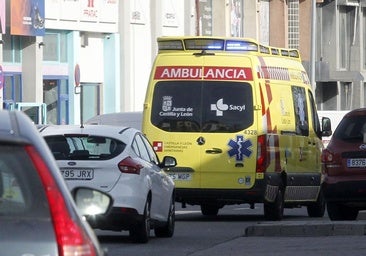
[130,199,151,243]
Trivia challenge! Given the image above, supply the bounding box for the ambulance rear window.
[151,81,253,133]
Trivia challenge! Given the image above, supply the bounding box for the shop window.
[3,74,22,102]
[43,79,69,124]
[43,32,68,62]
[2,35,21,63]
[81,83,101,123]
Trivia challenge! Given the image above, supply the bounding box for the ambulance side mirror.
[321,117,332,137]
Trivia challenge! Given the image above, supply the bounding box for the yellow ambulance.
[142,36,331,220]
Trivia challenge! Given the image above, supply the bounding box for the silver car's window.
[0,146,50,217]
[44,135,126,160]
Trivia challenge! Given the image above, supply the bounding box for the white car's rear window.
[44,135,126,160]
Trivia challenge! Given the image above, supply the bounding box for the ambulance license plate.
[169,173,192,181]
[347,158,366,168]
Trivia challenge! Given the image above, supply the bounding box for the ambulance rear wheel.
[201,204,219,216]
[264,189,284,221]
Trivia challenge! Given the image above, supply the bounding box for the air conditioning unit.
[337,0,360,6]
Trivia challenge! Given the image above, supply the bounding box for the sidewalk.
[245,211,366,237]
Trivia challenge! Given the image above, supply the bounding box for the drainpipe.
[310,0,316,92]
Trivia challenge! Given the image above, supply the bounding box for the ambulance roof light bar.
[157,37,301,60]
[158,38,259,52]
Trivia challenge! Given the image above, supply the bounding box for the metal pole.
[80,85,84,128]
[310,0,316,92]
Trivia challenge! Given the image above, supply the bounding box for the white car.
[40,124,176,243]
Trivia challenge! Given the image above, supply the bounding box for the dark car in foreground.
[322,108,366,220]
[0,110,112,256]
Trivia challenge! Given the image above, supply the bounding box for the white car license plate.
[61,169,94,180]
[169,173,192,181]
[347,158,366,168]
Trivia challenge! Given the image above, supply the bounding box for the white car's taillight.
[118,156,143,175]
[26,145,97,256]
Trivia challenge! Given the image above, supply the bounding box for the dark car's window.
[0,146,50,217]
[334,115,366,141]
[151,81,253,133]
[44,135,126,160]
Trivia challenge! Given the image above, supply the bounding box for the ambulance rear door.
[148,53,258,190]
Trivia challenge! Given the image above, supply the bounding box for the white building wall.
[119,0,188,112]
[79,36,104,83]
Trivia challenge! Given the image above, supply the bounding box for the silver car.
[0,110,112,256]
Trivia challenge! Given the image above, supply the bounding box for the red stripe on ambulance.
[154,66,253,81]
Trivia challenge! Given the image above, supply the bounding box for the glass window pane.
[44,80,58,124]
[13,37,21,63]
[60,32,68,63]
[3,34,13,62]
[43,33,58,61]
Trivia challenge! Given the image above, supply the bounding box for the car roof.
[344,108,366,117]
[40,124,139,142]
[0,110,49,149]
[0,110,70,175]
[85,112,142,130]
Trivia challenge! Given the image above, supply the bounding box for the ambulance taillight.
[256,134,268,173]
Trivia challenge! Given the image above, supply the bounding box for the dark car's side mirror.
[72,187,113,216]
[321,117,332,137]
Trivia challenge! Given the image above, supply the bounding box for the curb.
[244,221,366,237]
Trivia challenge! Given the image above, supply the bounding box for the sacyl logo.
[211,98,228,116]
[210,98,246,116]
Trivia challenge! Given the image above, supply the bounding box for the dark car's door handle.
[205,148,222,154]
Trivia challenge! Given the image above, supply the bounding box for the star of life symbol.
[228,135,253,161]
[211,98,228,116]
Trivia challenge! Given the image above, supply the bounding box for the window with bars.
[288,0,299,49]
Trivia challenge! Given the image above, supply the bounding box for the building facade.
[0,0,365,125]
[315,0,366,110]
